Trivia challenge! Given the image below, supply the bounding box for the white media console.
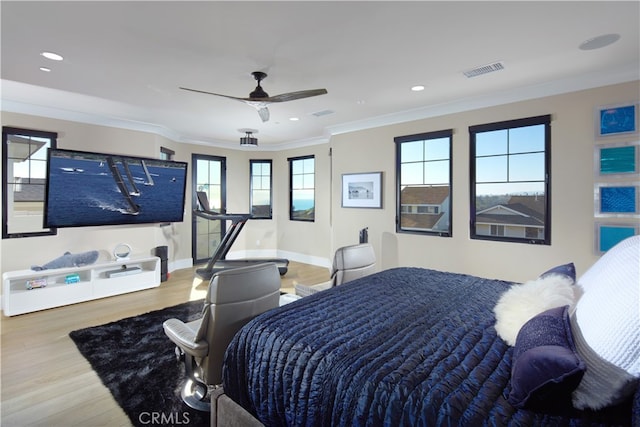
[2,255,161,316]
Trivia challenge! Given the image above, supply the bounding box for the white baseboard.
[221,250,331,269]
[276,250,331,269]
[168,257,193,272]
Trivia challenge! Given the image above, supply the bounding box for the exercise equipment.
[194,191,289,280]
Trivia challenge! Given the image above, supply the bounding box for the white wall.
[0,113,244,275]
[2,81,638,288]
[329,81,640,282]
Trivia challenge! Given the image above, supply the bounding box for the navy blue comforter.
[223,267,635,426]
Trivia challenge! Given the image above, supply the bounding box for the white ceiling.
[1,1,638,150]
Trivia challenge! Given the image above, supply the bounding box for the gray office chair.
[163,262,281,411]
[295,243,376,297]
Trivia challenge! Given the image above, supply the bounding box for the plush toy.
[31,250,100,271]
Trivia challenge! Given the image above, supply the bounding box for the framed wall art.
[595,223,639,253]
[594,182,639,217]
[341,172,383,208]
[596,142,638,176]
[596,102,638,137]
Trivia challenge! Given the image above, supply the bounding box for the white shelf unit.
[2,255,161,316]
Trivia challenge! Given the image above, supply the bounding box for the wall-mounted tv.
[44,148,188,228]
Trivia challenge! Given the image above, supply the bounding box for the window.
[469,115,551,244]
[395,130,452,236]
[2,127,57,238]
[250,159,272,219]
[192,154,226,264]
[160,147,175,161]
[289,155,314,221]
[491,225,505,236]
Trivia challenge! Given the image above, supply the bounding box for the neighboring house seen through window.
[469,115,551,244]
[395,129,452,236]
[289,155,315,221]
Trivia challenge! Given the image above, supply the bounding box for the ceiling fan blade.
[180,73,326,124]
[179,87,247,101]
[182,86,272,121]
[265,89,328,103]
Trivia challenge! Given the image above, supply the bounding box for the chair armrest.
[294,280,332,297]
[163,318,209,358]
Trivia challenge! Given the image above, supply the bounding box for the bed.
[220,239,639,426]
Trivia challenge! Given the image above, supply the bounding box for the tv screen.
[44,148,188,228]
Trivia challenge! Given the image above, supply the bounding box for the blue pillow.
[508,305,585,409]
[539,262,576,282]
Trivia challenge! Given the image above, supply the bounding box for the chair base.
[181,378,211,412]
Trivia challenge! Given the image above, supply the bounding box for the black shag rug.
[69,300,209,427]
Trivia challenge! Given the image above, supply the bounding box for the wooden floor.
[0,261,329,427]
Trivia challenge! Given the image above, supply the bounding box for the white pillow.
[494,274,578,346]
[571,235,640,410]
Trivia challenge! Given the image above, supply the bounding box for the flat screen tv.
[44,148,188,228]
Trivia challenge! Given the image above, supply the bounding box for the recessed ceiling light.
[579,33,620,51]
[411,85,425,92]
[289,117,299,121]
[41,51,63,61]
[356,100,366,105]
[39,67,51,72]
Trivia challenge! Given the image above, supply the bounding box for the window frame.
[160,146,175,161]
[192,153,227,264]
[288,155,315,222]
[469,114,551,245]
[2,126,58,239]
[395,129,453,237]
[249,159,273,219]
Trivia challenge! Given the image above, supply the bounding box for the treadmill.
[194,191,289,280]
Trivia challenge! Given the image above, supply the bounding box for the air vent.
[463,61,505,78]
[312,109,335,117]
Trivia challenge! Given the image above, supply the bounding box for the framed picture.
[595,223,639,253]
[342,172,383,208]
[594,182,639,217]
[596,102,638,137]
[596,142,638,176]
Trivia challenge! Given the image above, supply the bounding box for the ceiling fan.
[180,71,328,122]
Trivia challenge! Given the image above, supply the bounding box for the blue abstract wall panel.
[599,225,637,252]
[600,186,637,213]
[599,104,636,135]
[600,145,636,175]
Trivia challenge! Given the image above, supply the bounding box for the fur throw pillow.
[494,274,579,346]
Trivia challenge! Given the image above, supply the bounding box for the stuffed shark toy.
[31,250,100,271]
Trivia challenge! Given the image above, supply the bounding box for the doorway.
[192,154,226,264]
